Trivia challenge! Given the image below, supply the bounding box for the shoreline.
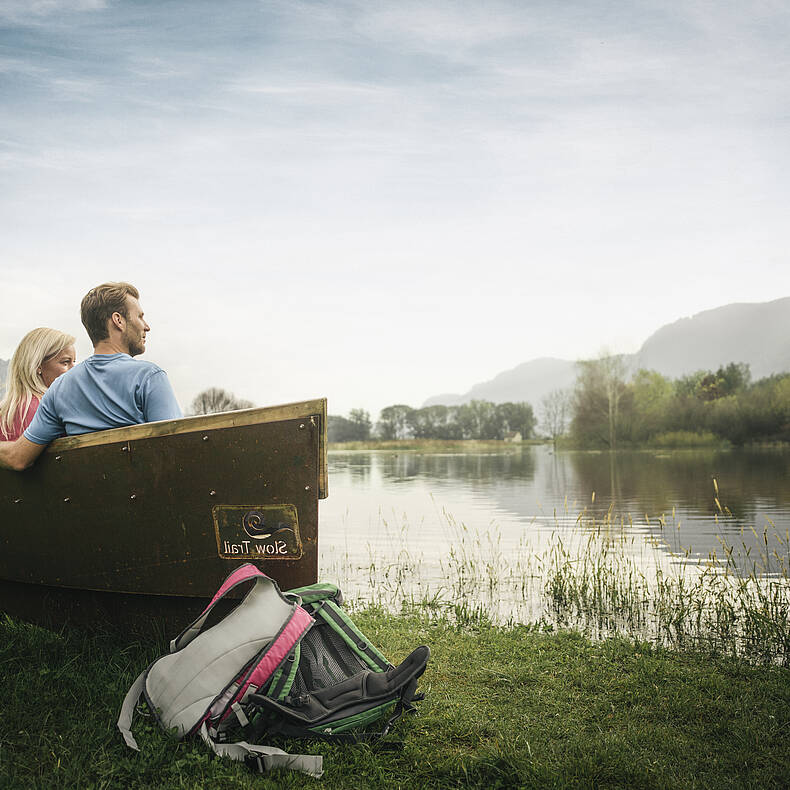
[328,438,790,452]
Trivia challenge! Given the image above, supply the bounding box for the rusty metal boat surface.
[0,398,327,630]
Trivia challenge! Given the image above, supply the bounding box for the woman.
[0,328,77,441]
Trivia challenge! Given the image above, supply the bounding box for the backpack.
[117,564,429,778]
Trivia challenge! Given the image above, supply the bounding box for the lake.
[317,445,790,626]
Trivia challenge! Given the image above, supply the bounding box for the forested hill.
[424,297,790,407]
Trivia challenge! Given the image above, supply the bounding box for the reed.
[323,484,790,663]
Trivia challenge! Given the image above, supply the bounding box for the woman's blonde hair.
[0,328,76,439]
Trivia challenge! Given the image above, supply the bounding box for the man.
[0,282,182,471]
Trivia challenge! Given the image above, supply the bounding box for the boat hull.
[0,399,327,630]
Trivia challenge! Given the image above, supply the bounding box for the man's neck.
[93,339,131,355]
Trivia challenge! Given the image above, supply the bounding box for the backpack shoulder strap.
[117,669,147,750]
[286,583,343,606]
[170,563,267,652]
[311,600,392,671]
[198,723,323,778]
[265,642,301,701]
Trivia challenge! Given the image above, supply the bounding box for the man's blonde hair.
[80,282,140,345]
[0,327,76,439]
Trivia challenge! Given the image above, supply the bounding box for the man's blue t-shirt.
[24,353,183,444]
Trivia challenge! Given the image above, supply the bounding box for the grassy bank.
[1,609,789,789]
[328,439,544,451]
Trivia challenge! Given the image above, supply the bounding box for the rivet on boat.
[121,445,129,452]
[55,455,62,461]
[299,423,305,429]
[304,485,310,491]
[63,497,70,503]
[209,490,216,496]
[13,498,21,504]
[203,435,209,441]
[130,493,137,500]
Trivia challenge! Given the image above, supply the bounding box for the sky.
[1,0,788,418]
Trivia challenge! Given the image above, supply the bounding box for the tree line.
[328,401,536,442]
[567,358,790,447]
[191,358,790,448]
[186,389,534,444]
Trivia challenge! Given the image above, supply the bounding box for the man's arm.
[0,436,48,471]
[142,370,183,422]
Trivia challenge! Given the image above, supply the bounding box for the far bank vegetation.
[329,402,537,443]
[331,360,790,448]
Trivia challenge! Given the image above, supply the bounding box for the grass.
[2,608,790,789]
[542,514,790,664]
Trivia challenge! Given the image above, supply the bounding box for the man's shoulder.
[123,357,166,376]
[89,354,167,377]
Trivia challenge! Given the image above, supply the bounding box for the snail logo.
[242,509,296,542]
[243,510,270,539]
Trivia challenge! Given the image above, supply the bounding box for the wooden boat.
[0,398,327,632]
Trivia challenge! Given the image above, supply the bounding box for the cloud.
[0,56,48,76]
[0,0,106,24]
[228,79,383,98]
[49,76,103,99]
[353,0,548,48]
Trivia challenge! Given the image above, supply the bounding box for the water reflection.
[331,449,537,484]
[321,446,790,582]
[566,448,790,568]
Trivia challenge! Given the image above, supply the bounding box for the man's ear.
[110,311,125,331]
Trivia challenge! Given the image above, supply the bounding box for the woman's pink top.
[1,395,40,441]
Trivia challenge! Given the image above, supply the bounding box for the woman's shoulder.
[21,395,41,422]
[1,396,40,441]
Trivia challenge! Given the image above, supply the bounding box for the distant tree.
[406,406,438,439]
[496,401,536,440]
[348,408,372,440]
[695,362,751,402]
[600,354,629,450]
[454,400,498,439]
[403,401,533,440]
[407,405,464,439]
[328,415,353,442]
[328,410,372,442]
[628,370,673,441]
[189,387,254,415]
[717,362,751,395]
[696,372,724,401]
[571,355,630,448]
[376,404,414,439]
[540,389,571,445]
[675,370,708,398]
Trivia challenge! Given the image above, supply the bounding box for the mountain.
[634,297,790,380]
[423,357,576,409]
[423,298,790,408]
